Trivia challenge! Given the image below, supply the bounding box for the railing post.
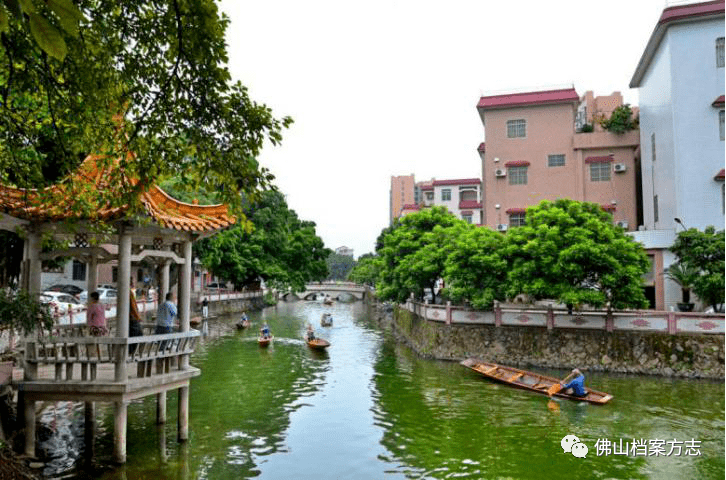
[494,301,502,327]
[606,310,614,332]
[547,304,554,331]
[446,301,452,325]
[668,311,677,335]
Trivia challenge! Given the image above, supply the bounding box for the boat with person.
[460,358,613,405]
[258,335,273,347]
[306,338,330,350]
[321,313,333,327]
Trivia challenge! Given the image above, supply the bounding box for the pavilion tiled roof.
[0,154,235,232]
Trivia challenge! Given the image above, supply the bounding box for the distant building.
[390,174,416,224]
[419,178,482,224]
[476,87,640,233]
[628,0,725,310]
[335,246,354,257]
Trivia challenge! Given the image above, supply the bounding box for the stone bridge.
[282,282,369,301]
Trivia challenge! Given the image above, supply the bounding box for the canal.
[38,301,724,479]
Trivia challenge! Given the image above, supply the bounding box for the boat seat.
[483,366,498,375]
[508,373,523,382]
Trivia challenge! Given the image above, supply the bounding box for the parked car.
[41,291,84,315]
[78,288,118,305]
[206,282,227,290]
[46,284,84,296]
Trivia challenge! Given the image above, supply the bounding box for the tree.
[670,226,725,311]
[665,262,699,305]
[0,0,291,222]
[326,253,355,281]
[348,253,381,286]
[444,223,507,310]
[377,207,460,303]
[503,199,649,310]
[599,104,638,134]
[195,191,330,292]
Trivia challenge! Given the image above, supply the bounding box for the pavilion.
[0,153,235,463]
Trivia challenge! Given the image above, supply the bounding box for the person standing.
[201,297,209,336]
[87,291,108,336]
[156,292,177,335]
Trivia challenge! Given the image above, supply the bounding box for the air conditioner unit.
[616,220,629,229]
[496,224,508,231]
[613,163,627,173]
[495,168,506,177]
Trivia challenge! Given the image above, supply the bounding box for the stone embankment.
[374,303,725,379]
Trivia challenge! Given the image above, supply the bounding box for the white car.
[78,288,118,305]
[41,291,84,315]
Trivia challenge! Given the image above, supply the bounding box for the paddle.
[547,371,577,397]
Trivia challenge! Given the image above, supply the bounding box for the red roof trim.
[600,204,617,211]
[432,178,481,186]
[460,210,473,215]
[505,161,531,167]
[459,200,482,209]
[715,169,725,180]
[402,204,420,210]
[585,155,614,163]
[477,88,579,110]
[506,208,526,214]
[658,0,724,26]
[713,95,725,107]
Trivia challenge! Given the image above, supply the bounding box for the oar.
[547,371,577,397]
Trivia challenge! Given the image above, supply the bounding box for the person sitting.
[156,292,177,349]
[560,368,587,397]
[260,322,270,338]
[306,323,315,341]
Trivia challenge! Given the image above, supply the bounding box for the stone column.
[161,258,170,303]
[26,230,41,296]
[180,238,192,333]
[87,252,98,294]
[178,385,189,441]
[23,395,35,457]
[113,400,128,463]
[157,391,167,424]
[115,225,132,382]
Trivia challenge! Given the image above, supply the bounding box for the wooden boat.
[323,298,334,305]
[306,338,330,350]
[258,335,273,347]
[190,316,202,328]
[321,313,333,327]
[236,319,250,330]
[460,358,613,405]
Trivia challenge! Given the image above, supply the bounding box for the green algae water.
[39,301,724,479]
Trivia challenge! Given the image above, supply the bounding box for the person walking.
[87,291,108,337]
[201,297,209,336]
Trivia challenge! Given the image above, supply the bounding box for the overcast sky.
[219,0,674,258]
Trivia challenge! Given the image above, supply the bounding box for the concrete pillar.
[178,386,189,441]
[180,239,192,333]
[116,225,132,382]
[87,253,98,294]
[113,401,128,464]
[157,391,166,424]
[26,230,41,296]
[24,396,35,457]
[161,259,170,302]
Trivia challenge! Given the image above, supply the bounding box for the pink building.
[476,87,640,231]
[390,174,416,224]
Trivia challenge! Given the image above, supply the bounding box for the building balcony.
[459,200,482,209]
[573,130,640,150]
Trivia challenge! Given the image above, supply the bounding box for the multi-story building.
[419,178,483,224]
[389,174,416,224]
[335,246,354,257]
[476,87,640,232]
[628,0,725,310]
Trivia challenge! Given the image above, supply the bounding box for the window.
[720,110,724,141]
[509,213,526,227]
[508,166,528,185]
[717,37,724,68]
[548,154,565,167]
[425,191,433,200]
[462,214,472,224]
[651,133,656,162]
[653,195,659,223]
[590,162,611,182]
[441,189,451,201]
[112,266,118,282]
[72,260,86,281]
[506,119,526,138]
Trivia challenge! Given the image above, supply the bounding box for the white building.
[335,246,354,257]
[629,0,725,310]
[420,178,482,224]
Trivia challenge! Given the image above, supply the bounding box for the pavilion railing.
[23,325,200,383]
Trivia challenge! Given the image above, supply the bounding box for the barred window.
[441,188,451,201]
[548,154,565,167]
[717,37,724,68]
[508,166,528,185]
[72,260,86,281]
[509,213,526,227]
[590,162,611,182]
[506,119,526,138]
[462,214,472,224]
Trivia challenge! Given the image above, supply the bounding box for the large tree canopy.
[194,191,330,292]
[670,226,725,311]
[503,199,649,310]
[0,0,291,220]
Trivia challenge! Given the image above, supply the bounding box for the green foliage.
[670,227,725,310]
[503,199,649,310]
[579,123,594,133]
[326,253,355,281]
[599,104,638,134]
[377,207,460,303]
[195,191,330,293]
[0,0,291,218]
[444,224,507,310]
[0,289,53,335]
[348,253,381,286]
[665,262,699,303]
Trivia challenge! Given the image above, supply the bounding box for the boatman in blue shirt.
[156,292,177,335]
[560,368,587,397]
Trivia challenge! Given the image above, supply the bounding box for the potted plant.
[665,262,699,312]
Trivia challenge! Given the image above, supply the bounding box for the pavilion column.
[178,385,189,441]
[26,230,41,296]
[23,395,35,457]
[87,252,98,294]
[180,238,192,370]
[161,256,170,303]
[113,400,128,464]
[115,225,132,382]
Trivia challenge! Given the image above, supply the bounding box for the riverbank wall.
[374,302,725,379]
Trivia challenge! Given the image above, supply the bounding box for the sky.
[218,0,676,258]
